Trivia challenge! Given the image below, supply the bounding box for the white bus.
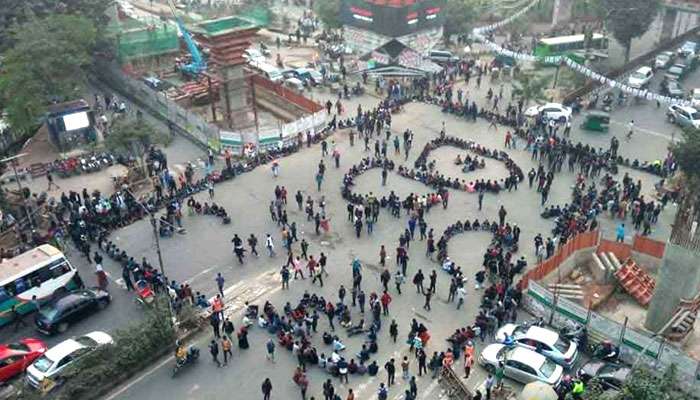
[0,245,81,327]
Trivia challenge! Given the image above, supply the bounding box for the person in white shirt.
[265,234,275,257]
[456,286,467,309]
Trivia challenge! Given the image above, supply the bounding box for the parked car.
[243,48,265,64]
[524,103,573,122]
[426,49,460,64]
[0,338,47,384]
[34,288,111,335]
[295,68,324,86]
[660,79,684,98]
[667,104,700,129]
[283,77,305,92]
[479,344,563,386]
[577,361,631,392]
[654,51,675,69]
[627,66,654,88]
[690,88,700,108]
[25,331,113,390]
[664,63,687,81]
[678,41,699,58]
[495,323,578,368]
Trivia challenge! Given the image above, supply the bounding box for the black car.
[577,361,631,392]
[35,289,111,335]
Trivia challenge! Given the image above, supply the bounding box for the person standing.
[485,374,494,400]
[222,335,233,365]
[401,356,410,380]
[428,270,437,294]
[456,285,466,309]
[266,234,276,257]
[248,234,259,257]
[384,358,396,387]
[390,319,398,343]
[215,273,225,297]
[498,205,507,226]
[46,171,60,191]
[423,290,432,311]
[266,338,276,362]
[616,223,625,242]
[262,378,272,400]
[209,339,221,367]
[478,190,484,211]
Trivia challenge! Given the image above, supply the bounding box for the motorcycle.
[172,345,200,377]
[592,341,620,362]
[560,323,587,349]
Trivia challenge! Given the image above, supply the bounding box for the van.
[251,62,284,82]
[427,49,459,64]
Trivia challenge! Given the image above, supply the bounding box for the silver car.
[495,324,578,367]
[479,344,563,386]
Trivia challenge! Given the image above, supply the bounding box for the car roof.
[52,292,88,309]
[44,339,84,362]
[524,326,560,346]
[679,105,698,113]
[541,103,564,109]
[509,347,546,367]
[636,66,652,74]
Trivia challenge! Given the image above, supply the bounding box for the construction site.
[109,0,325,152]
[518,196,700,378]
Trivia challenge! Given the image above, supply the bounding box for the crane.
[166,0,206,76]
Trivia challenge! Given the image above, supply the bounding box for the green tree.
[443,0,484,42]
[105,119,170,170]
[314,0,341,30]
[511,73,550,107]
[600,0,661,63]
[672,126,700,190]
[0,14,97,134]
[0,0,111,51]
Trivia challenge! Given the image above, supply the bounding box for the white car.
[524,103,573,122]
[627,66,653,89]
[495,324,578,368]
[689,89,700,108]
[243,48,265,64]
[479,344,563,386]
[655,51,675,69]
[667,104,700,129]
[25,331,113,389]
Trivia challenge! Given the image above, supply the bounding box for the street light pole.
[149,212,167,280]
[1,153,34,231]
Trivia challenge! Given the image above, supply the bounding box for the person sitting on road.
[333,336,346,352]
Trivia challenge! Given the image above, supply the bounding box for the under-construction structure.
[646,192,700,340]
[190,17,259,136]
[112,16,180,72]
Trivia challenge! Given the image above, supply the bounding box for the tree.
[105,119,170,171]
[511,73,550,107]
[672,126,700,190]
[443,0,484,42]
[0,0,111,51]
[314,0,341,30]
[0,14,97,134]
[600,0,661,63]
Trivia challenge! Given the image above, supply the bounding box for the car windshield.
[39,306,60,321]
[32,355,54,373]
[74,336,98,348]
[540,358,557,377]
[553,337,570,353]
[657,55,669,61]
[631,72,646,80]
[7,343,30,351]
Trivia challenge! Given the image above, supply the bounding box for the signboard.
[340,0,446,38]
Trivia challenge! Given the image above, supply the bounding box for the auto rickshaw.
[580,111,610,132]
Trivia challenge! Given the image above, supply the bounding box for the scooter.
[172,345,200,377]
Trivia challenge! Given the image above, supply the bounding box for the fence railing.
[525,279,700,390]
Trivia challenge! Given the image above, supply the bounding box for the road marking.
[608,119,679,142]
[103,352,175,400]
[105,269,284,400]
[183,266,214,285]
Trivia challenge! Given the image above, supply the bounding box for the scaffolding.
[113,19,180,62]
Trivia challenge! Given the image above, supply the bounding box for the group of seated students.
[342,157,395,200]
[455,154,486,172]
[186,198,231,224]
[411,136,525,191]
[256,291,382,378]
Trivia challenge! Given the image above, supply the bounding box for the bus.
[534,33,608,63]
[0,245,81,326]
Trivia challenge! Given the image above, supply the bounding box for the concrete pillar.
[552,0,574,27]
[645,242,700,333]
[220,65,251,131]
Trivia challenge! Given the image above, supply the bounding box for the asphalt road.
[0,46,685,398]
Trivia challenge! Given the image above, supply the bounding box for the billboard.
[340,0,446,38]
